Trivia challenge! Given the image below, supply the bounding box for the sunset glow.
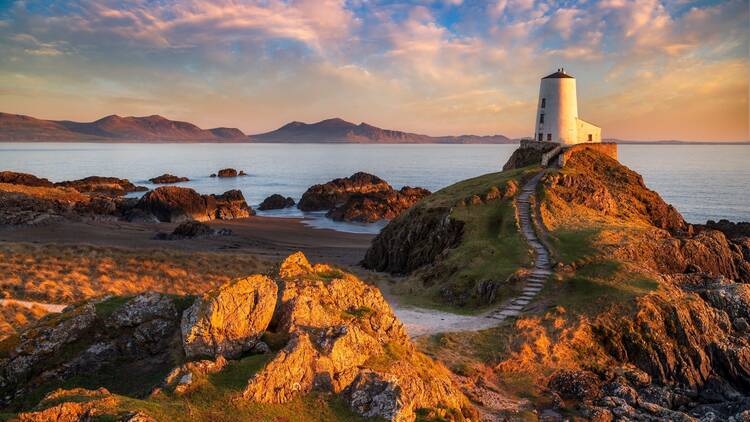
[1,0,748,141]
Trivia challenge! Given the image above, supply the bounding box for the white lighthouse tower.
[534,68,600,145]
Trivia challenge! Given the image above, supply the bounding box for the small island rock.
[149,174,190,184]
[258,194,295,211]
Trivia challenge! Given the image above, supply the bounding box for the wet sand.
[0,216,374,266]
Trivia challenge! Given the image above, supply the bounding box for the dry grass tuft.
[0,242,272,304]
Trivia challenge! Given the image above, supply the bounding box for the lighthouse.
[534,68,600,145]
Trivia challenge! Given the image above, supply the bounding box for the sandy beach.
[0,215,374,267]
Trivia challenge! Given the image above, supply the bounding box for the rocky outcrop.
[698,219,750,239]
[56,176,147,196]
[326,186,431,223]
[155,356,228,395]
[148,174,189,184]
[502,140,557,170]
[0,171,53,188]
[181,275,277,359]
[297,172,393,211]
[135,186,253,223]
[155,221,231,240]
[17,387,118,421]
[0,293,184,407]
[210,168,247,178]
[242,252,475,421]
[363,205,463,273]
[258,194,295,211]
[298,172,430,222]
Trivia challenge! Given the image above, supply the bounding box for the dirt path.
[0,298,66,313]
[388,170,554,337]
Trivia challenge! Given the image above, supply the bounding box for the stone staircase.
[487,171,552,321]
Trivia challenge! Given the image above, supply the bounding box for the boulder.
[211,189,253,219]
[0,171,53,187]
[136,186,212,222]
[326,186,430,223]
[181,275,278,359]
[215,168,243,178]
[56,176,147,196]
[135,187,253,223]
[170,221,214,238]
[297,172,392,211]
[258,194,295,211]
[148,174,189,184]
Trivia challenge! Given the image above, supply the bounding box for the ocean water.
[0,143,747,232]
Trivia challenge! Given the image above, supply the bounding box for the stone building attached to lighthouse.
[534,69,601,145]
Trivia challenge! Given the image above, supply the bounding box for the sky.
[0,0,747,141]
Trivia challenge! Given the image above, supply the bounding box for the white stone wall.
[576,118,601,143]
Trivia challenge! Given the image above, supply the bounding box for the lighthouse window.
[539,113,544,124]
[541,98,546,108]
[547,134,552,141]
[588,134,593,142]
[538,133,543,142]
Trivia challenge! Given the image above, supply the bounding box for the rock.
[258,194,295,211]
[158,356,228,395]
[697,220,750,240]
[136,187,253,223]
[149,174,189,184]
[181,275,278,359]
[121,208,160,224]
[212,189,253,219]
[17,387,117,422]
[502,141,558,170]
[326,186,431,223]
[0,171,53,187]
[297,172,392,212]
[548,369,601,401]
[363,205,464,274]
[242,252,475,421]
[0,294,182,407]
[155,221,231,240]
[56,176,147,196]
[136,186,210,222]
[216,168,244,177]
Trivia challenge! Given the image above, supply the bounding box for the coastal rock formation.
[1,252,475,421]
[0,171,53,188]
[258,194,295,211]
[135,186,253,223]
[211,168,247,178]
[298,172,430,222]
[181,275,277,359]
[327,186,432,223]
[242,252,474,421]
[148,174,189,184]
[502,140,557,170]
[56,176,147,196]
[0,293,185,408]
[298,172,392,211]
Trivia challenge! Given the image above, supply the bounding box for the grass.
[389,166,539,312]
[85,354,374,422]
[547,228,599,263]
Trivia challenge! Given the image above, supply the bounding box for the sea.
[0,143,747,233]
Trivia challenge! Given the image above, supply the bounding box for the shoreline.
[0,215,375,267]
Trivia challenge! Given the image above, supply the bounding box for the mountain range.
[0,112,512,144]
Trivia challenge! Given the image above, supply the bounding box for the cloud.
[0,0,746,140]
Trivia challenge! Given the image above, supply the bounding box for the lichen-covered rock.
[17,387,117,422]
[181,275,277,359]
[243,252,475,421]
[258,194,295,211]
[157,355,228,395]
